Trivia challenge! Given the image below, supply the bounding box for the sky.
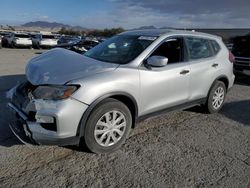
[0,0,250,29]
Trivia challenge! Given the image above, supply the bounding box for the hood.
[26,48,119,85]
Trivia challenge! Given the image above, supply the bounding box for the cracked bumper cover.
[7,96,88,146]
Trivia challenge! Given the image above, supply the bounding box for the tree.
[58,27,125,37]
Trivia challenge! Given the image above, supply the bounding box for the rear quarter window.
[210,40,221,54]
[185,37,213,60]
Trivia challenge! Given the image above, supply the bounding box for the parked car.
[32,34,58,49]
[2,32,32,48]
[0,31,10,47]
[231,35,250,76]
[0,35,2,48]
[8,29,234,154]
[57,35,81,45]
[226,43,233,51]
[56,38,99,53]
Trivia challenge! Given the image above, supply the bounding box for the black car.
[232,35,250,76]
[0,32,9,48]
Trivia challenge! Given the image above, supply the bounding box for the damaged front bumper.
[8,103,37,145]
[7,82,89,146]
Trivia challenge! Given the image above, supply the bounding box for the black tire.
[10,42,15,48]
[36,43,40,49]
[82,98,132,154]
[205,81,226,113]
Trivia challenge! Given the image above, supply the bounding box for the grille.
[234,56,250,67]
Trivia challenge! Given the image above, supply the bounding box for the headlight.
[33,85,78,100]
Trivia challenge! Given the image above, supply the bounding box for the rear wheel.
[82,98,132,154]
[205,81,226,113]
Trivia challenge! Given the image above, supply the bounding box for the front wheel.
[10,42,15,48]
[205,81,226,113]
[82,98,132,154]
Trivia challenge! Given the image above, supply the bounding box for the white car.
[8,29,235,154]
[4,33,32,48]
[32,34,58,49]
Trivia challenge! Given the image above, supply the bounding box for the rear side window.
[185,37,213,60]
[210,40,221,54]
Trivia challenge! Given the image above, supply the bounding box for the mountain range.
[20,21,87,31]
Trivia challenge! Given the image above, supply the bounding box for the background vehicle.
[231,35,250,76]
[8,30,234,154]
[0,31,10,47]
[32,34,58,49]
[0,36,2,48]
[57,35,81,45]
[56,38,99,53]
[2,32,32,48]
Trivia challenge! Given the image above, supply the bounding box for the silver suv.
[8,30,235,153]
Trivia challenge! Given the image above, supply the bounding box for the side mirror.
[147,56,168,67]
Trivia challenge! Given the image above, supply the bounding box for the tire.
[205,81,226,113]
[10,42,15,48]
[36,43,40,49]
[82,98,132,154]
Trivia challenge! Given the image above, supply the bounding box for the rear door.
[185,36,218,100]
[139,37,190,116]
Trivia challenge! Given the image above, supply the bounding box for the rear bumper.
[15,42,32,47]
[8,102,80,146]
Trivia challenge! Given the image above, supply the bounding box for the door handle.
[180,70,190,75]
[212,63,218,68]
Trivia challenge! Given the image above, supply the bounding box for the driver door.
[139,37,190,116]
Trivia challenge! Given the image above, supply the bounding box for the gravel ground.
[0,48,249,188]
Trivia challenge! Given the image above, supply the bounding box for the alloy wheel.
[94,110,126,147]
[212,86,225,109]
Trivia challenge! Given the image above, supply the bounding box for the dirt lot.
[0,48,249,187]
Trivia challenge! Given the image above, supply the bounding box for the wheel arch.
[217,75,229,90]
[77,92,139,138]
[207,75,229,100]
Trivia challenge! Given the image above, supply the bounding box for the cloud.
[40,15,49,20]
[91,0,250,28]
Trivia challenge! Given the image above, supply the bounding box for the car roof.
[120,29,221,40]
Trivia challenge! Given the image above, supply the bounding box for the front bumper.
[234,56,250,76]
[7,83,89,146]
[8,102,83,146]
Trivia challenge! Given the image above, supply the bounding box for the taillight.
[229,51,235,63]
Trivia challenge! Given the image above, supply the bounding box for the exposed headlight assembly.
[33,85,78,100]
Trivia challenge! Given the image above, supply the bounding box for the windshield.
[84,35,156,64]
[15,34,29,38]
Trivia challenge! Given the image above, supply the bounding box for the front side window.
[186,37,213,60]
[149,38,184,64]
[84,35,156,64]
